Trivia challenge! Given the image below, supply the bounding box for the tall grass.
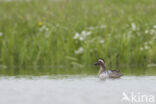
[0,0,156,71]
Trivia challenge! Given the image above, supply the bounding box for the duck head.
[94,58,105,67]
[94,58,106,75]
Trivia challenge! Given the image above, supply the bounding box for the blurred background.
[0,1,156,104]
[0,0,156,75]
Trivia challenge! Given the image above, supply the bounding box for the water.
[0,76,156,104]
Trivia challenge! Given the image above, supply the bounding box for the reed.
[0,0,156,70]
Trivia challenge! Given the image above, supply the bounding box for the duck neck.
[98,64,106,75]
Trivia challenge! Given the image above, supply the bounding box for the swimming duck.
[94,58,123,80]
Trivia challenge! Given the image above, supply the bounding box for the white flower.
[81,30,92,36]
[149,29,156,35]
[145,30,149,34]
[75,47,84,54]
[40,25,49,32]
[131,22,136,31]
[73,30,92,41]
[99,40,104,44]
[153,25,156,29]
[144,45,149,50]
[79,36,84,41]
[0,32,3,36]
[39,26,50,38]
[73,33,80,39]
[86,31,92,36]
[140,47,144,51]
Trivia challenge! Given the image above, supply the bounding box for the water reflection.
[0,66,156,76]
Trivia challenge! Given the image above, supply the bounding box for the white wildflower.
[145,30,149,34]
[39,26,50,38]
[144,45,149,50]
[153,25,156,29]
[73,30,92,41]
[0,32,3,36]
[75,47,84,54]
[131,22,136,31]
[73,32,80,39]
[99,40,104,44]
[87,31,92,36]
[87,25,106,30]
[40,25,49,32]
[79,36,84,41]
[81,30,92,36]
[140,47,144,51]
[81,31,86,36]
[149,29,155,35]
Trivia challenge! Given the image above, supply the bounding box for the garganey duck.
[94,58,123,80]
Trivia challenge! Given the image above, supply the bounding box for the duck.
[94,58,123,80]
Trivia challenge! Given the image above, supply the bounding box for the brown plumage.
[94,58,123,80]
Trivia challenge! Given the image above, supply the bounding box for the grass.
[0,0,156,72]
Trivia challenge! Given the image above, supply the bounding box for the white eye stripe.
[98,59,104,63]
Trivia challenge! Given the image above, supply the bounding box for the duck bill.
[94,62,98,66]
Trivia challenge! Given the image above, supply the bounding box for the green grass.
[0,0,156,71]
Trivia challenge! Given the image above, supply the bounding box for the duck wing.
[108,70,123,78]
